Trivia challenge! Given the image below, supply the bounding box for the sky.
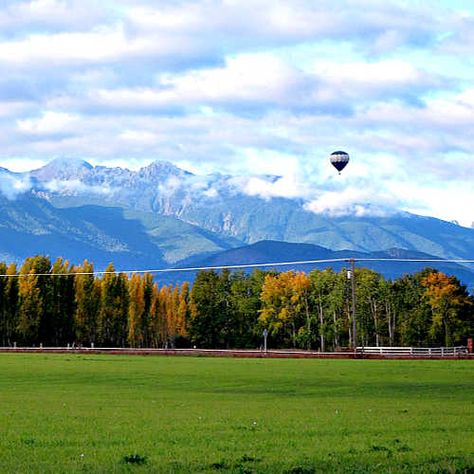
[0,0,473,227]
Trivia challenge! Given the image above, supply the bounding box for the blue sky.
[0,0,473,226]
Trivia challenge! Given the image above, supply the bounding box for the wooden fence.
[356,346,468,357]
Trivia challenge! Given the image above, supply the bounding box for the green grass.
[0,354,473,473]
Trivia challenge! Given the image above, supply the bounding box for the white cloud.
[119,130,158,145]
[17,111,79,134]
[237,174,304,200]
[158,176,183,196]
[0,27,134,65]
[388,180,474,228]
[0,172,32,199]
[44,178,114,195]
[161,53,302,103]
[87,53,308,112]
[0,158,47,172]
[304,186,400,218]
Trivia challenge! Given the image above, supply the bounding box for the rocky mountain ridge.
[0,158,473,284]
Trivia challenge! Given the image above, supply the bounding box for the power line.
[355,258,474,264]
[0,257,473,278]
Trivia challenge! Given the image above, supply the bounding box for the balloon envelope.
[330,151,349,173]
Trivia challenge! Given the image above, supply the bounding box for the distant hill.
[0,193,238,269]
[177,240,474,289]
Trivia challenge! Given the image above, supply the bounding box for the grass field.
[0,354,473,473]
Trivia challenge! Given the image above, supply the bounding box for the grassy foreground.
[0,354,473,473]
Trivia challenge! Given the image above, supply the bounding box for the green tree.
[98,264,129,347]
[48,258,75,346]
[392,271,433,346]
[74,260,100,346]
[17,256,51,345]
[309,268,348,351]
[0,263,19,346]
[189,270,227,348]
[148,283,161,348]
[175,281,190,347]
[355,268,388,347]
[141,273,155,347]
[228,271,265,348]
[128,273,145,347]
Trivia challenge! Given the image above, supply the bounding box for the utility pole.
[348,259,357,349]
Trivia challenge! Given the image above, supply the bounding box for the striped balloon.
[330,151,349,174]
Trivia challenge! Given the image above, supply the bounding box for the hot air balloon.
[330,150,349,174]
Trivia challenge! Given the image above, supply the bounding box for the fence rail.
[356,346,468,356]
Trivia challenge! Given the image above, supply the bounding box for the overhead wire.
[0,257,473,278]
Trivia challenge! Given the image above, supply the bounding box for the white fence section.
[356,346,468,356]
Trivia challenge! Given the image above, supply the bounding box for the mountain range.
[1,158,473,287]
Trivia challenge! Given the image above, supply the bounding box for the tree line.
[0,256,472,349]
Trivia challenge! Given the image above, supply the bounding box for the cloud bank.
[0,0,473,226]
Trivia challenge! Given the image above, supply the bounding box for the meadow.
[0,354,473,473]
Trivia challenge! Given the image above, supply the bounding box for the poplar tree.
[228,270,265,348]
[260,271,312,348]
[0,263,18,346]
[17,256,51,345]
[176,281,190,344]
[142,273,154,347]
[98,264,129,347]
[48,258,75,346]
[0,262,8,346]
[355,268,386,347]
[149,283,161,348]
[128,273,145,347]
[392,272,432,346]
[189,270,223,348]
[74,260,100,345]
